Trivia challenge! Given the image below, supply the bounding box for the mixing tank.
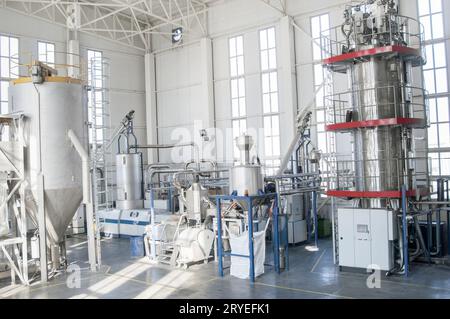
[229,135,264,210]
[229,135,263,197]
[9,77,87,252]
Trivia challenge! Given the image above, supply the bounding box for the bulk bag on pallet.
[229,231,266,280]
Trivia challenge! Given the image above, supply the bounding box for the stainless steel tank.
[115,153,144,209]
[185,182,209,221]
[9,77,87,245]
[350,55,409,207]
[229,166,264,196]
[229,135,264,210]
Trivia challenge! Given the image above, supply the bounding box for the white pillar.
[67,39,80,79]
[145,53,158,164]
[279,16,297,156]
[197,38,215,160]
[199,38,215,129]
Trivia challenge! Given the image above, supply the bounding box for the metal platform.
[323,45,425,73]
[326,118,426,132]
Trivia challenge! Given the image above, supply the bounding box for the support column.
[67,39,80,79]
[199,37,215,129]
[37,174,47,283]
[279,16,298,156]
[66,3,81,79]
[145,52,158,164]
[198,38,215,160]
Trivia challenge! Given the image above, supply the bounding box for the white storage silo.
[9,76,88,267]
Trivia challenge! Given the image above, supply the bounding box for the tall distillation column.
[322,1,429,271]
[324,0,429,207]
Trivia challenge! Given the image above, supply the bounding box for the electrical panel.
[338,208,397,271]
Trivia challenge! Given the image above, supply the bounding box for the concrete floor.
[1,235,450,299]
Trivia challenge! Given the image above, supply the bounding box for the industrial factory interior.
[0,0,450,302]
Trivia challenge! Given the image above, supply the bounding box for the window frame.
[37,40,55,68]
[259,26,281,176]
[228,35,248,161]
[418,0,450,177]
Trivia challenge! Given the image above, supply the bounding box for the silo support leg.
[37,174,48,283]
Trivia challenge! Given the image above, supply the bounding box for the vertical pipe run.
[150,189,156,260]
[401,185,409,277]
[313,191,319,248]
[248,198,255,283]
[436,179,444,256]
[447,180,450,256]
[37,174,47,282]
[273,197,280,274]
[68,130,97,272]
[427,213,432,253]
[20,184,28,284]
[306,199,311,242]
[216,198,223,277]
[284,209,289,271]
[331,196,337,265]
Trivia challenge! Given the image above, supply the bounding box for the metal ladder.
[322,65,340,263]
[89,57,112,265]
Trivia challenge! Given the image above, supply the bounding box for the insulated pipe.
[433,179,445,256]
[68,130,90,203]
[185,160,219,178]
[145,165,170,189]
[68,129,97,272]
[401,185,409,277]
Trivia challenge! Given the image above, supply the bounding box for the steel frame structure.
[0,0,212,51]
[0,114,28,286]
[215,193,288,283]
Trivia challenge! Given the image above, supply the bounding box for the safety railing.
[10,51,87,82]
[266,173,321,196]
[325,85,428,128]
[326,156,429,193]
[320,14,425,61]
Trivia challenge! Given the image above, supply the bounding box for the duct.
[68,130,90,204]
[429,179,446,256]
[104,110,136,152]
[68,130,97,272]
[277,111,313,176]
[412,215,431,262]
[185,160,219,178]
[145,165,171,189]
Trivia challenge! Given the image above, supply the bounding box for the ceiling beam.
[1,0,210,50]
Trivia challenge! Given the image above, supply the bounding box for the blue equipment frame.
[214,193,289,283]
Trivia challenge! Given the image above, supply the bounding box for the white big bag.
[229,220,270,280]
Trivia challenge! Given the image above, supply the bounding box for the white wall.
[0,8,147,163]
[151,0,361,166]
[148,0,425,218]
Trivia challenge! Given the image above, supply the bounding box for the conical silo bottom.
[44,188,83,244]
[26,187,83,245]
